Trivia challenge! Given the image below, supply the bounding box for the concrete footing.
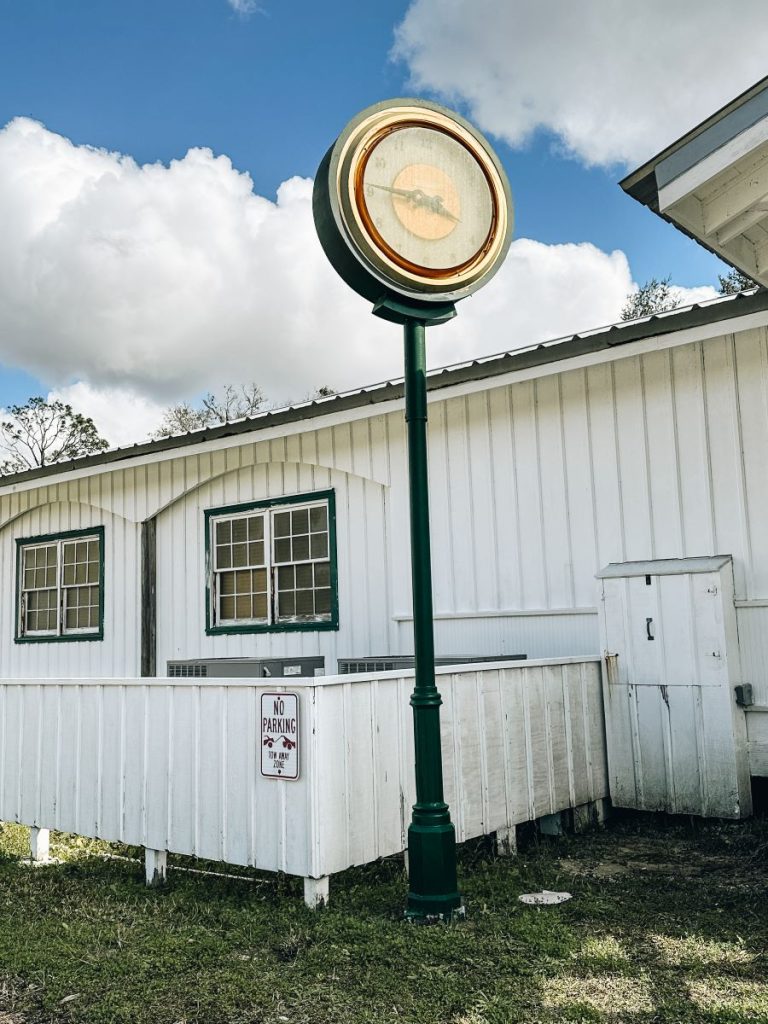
[303,876,329,909]
[29,826,50,863]
[145,848,167,886]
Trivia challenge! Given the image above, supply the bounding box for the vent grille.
[337,654,526,674]
[168,663,208,677]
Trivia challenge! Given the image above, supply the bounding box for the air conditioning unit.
[167,657,325,679]
[337,654,526,674]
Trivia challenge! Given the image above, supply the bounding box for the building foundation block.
[495,825,517,856]
[303,876,329,910]
[145,848,167,886]
[29,827,50,863]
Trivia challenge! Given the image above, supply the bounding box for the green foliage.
[0,397,109,475]
[620,276,678,321]
[718,268,755,294]
[1,817,768,1023]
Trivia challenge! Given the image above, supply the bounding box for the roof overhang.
[621,75,768,285]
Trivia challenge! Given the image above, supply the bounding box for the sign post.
[313,98,513,920]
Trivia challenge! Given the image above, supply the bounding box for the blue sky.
[0,0,762,442]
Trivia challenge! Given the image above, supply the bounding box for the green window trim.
[14,526,105,644]
[204,490,339,636]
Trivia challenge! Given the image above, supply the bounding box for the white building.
[2,77,768,844]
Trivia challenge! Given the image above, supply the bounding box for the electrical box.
[167,657,325,679]
[597,555,751,818]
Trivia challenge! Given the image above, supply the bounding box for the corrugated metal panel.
[0,661,607,876]
[0,326,766,697]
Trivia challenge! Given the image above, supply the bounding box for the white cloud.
[0,118,716,447]
[227,0,261,15]
[48,383,166,448]
[393,1,768,167]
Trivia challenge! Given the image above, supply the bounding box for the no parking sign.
[260,692,299,780]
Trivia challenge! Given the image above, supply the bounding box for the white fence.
[0,658,607,901]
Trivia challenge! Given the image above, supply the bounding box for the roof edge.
[1,287,766,490]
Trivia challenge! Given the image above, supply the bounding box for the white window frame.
[208,497,333,630]
[17,531,103,640]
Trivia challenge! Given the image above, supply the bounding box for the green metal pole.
[403,317,463,920]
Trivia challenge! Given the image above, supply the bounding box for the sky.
[1,0,768,445]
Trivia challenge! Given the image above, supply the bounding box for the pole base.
[405,821,463,920]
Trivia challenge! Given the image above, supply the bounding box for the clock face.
[314,99,513,306]
[357,125,495,276]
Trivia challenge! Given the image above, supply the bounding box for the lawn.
[0,813,767,1023]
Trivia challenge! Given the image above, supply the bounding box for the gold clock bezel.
[335,106,510,295]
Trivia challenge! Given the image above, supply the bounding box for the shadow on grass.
[0,816,767,1023]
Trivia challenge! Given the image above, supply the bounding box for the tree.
[620,276,678,321]
[151,382,338,439]
[0,397,109,475]
[718,268,755,294]
[151,383,266,439]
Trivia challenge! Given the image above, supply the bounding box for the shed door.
[600,567,749,818]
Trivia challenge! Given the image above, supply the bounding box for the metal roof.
[597,555,732,579]
[621,74,768,210]
[621,75,768,284]
[1,286,766,489]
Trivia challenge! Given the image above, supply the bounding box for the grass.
[1,814,768,1023]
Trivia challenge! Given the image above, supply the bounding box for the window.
[206,491,338,634]
[16,528,104,642]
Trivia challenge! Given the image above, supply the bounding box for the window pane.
[315,589,331,615]
[220,571,235,595]
[253,592,268,619]
[296,590,314,616]
[248,541,264,566]
[232,519,248,543]
[35,568,47,588]
[216,521,231,545]
[24,569,34,589]
[76,542,87,563]
[232,543,248,568]
[220,595,235,619]
[279,592,295,616]
[252,568,268,594]
[274,511,290,537]
[292,508,309,535]
[87,560,99,584]
[310,506,327,532]
[63,563,75,586]
[45,545,57,567]
[216,545,232,569]
[310,533,328,559]
[315,562,331,587]
[248,517,264,541]
[235,570,251,592]
[75,563,87,585]
[274,538,291,564]
[296,564,313,589]
[292,535,309,561]
[278,565,294,590]
[236,595,252,618]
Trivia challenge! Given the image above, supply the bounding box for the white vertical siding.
[0,503,140,679]
[0,325,767,701]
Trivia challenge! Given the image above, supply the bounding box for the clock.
[313,98,513,315]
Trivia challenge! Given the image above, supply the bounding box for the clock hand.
[369,183,461,222]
